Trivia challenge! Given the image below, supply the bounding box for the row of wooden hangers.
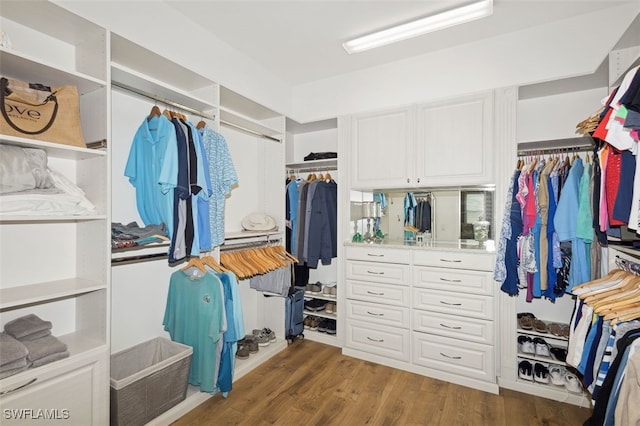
[288,170,335,183]
[573,268,640,324]
[147,104,208,130]
[219,245,298,280]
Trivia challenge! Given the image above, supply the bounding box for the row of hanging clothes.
[567,256,640,426]
[494,147,604,301]
[124,104,239,265]
[285,169,338,287]
[162,253,244,396]
[404,192,432,232]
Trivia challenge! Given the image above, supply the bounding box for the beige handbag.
[1,77,86,147]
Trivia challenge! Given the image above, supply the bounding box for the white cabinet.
[350,107,414,189]
[0,3,110,422]
[349,92,494,190]
[415,92,494,186]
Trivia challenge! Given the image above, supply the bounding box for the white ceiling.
[165,0,635,87]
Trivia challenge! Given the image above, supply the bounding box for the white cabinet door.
[415,92,493,186]
[351,107,413,189]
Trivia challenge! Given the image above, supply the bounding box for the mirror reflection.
[350,186,495,245]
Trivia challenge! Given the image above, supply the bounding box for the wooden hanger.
[324,172,334,183]
[201,255,228,273]
[573,269,624,292]
[196,120,207,130]
[181,256,206,274]
[583,272,638,303]
[148,105,161,121]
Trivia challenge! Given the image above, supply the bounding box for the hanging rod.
[220,120,281,143]
[111,80,216,120]
[286,165,338,173]
[517,136,594,156]
[220,238,282,252]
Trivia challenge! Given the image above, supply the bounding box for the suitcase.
[285,288,305,343]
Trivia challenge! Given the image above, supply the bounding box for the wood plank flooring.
[172,340,592,426]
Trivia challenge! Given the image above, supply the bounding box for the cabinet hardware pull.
[367,336,384,343]
[367,311,384,316]
[439,258,462,263]
[440,323,462,330]
[439,278,462,283]
[367,270,384,275]
[366,291,384,295]
[417,178,420,183]
[366,253,384,257]
[0,378,37,395]
[439,301,462,306]
[440,353,462,360]
[407,178,410,183]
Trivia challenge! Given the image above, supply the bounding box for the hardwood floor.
[172,340,593,426]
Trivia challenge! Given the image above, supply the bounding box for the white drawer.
[413,310,494,345]
[346,299,410,328]
[345,246,409,264]
[347,280,410,306]
[346,320,410,362]
[412,332,495,383]
[413,288,494,320]
[346,260,409,286]
[412,250,494,271]
[413,267,494,296]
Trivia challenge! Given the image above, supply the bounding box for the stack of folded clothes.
[3,314,69,373]
[0,333,29,379]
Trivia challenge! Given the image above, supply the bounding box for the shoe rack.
[303,284,339,346]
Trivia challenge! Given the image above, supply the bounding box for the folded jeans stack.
[3,314,69,374]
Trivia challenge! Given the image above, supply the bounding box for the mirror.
[350,186,495,244]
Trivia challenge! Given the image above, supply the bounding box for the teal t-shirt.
[163,270,224,392]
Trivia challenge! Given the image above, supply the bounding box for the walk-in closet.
[1,1,639,425]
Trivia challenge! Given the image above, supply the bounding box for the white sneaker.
[518,335,535,354]
[565,372,583,394]
[549,365,566,386]
[533,337,550,357]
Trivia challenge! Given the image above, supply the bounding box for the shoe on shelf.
[318,319,329,333]
[252,329,271,347]
[533,337,550,357]
[518,335,535,354]
[534,362,550,384]
[304,299,327,312]
[549,365,566,386]
[326,319,336,335]
[303,316,312,329]
[309,282,322,294]
[309,316,320,331]
[325,302,336,314]
[518,360,533,381]
[533,319,548,334]
[565,372,583,394]
[517,313,536,330]
[548,322,563,337]
[330,287,337,297]
[235,342,250,359]
[549,347,567,362]
[323,286,332,297]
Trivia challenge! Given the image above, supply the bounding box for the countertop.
[344,238,496,254]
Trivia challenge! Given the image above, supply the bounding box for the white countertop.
[344,238,496,254]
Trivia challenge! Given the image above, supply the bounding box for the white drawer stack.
[411,250,496,387]
[344,246,410,362]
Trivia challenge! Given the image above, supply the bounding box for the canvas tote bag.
[0,77,86,148]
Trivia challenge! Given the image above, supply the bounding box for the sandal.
[548,322,563,336]
[518,360,533,381]
[533,319,548,333]
[518,316,534,330]
[534,362,550,384]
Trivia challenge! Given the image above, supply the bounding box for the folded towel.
[4,314,52,340]
[0,333,28,365]
[0,357,27,372]
[19,329,52,341]
[0,364,29,379]
[23,335,68,362]
[30,350,69,368]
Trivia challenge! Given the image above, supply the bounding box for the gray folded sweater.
[23,335,68,362]
[4,314,52,340]
[0,332,28,366]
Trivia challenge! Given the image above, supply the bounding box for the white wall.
[288,129,338,164]
[292,3,639,122]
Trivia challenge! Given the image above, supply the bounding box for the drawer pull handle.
[367,336,384,343]
[367,270,385,275]
[366,291,385,296]
[439,278,462,283]
[439,258,462,263]
[439,301,462,306]
[440,323,462,330]
[440,353,462,360]
[367,311,385,316]
[0,378,37,396]
[367,253,384,257]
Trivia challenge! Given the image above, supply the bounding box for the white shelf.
[303,291,337,302]
[516,327,569,342]
[517,351,566,366]
[0,214,107,223]
[220,107,282,140]
[0,278,106,310]
[0,134,107,160]
[286,158,337,171]
[0,47,106,95]
[303,310,337,320]
[224,230,284,244]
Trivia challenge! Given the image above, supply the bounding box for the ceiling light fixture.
[343,0,494,54]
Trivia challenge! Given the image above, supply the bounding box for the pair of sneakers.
[252,328,276,346]
[518,360,550,383]
[236,336,259,359]
[518,335,550,357]
[548,365,583,393]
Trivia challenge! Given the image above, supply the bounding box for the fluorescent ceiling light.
[343,0,493,54]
